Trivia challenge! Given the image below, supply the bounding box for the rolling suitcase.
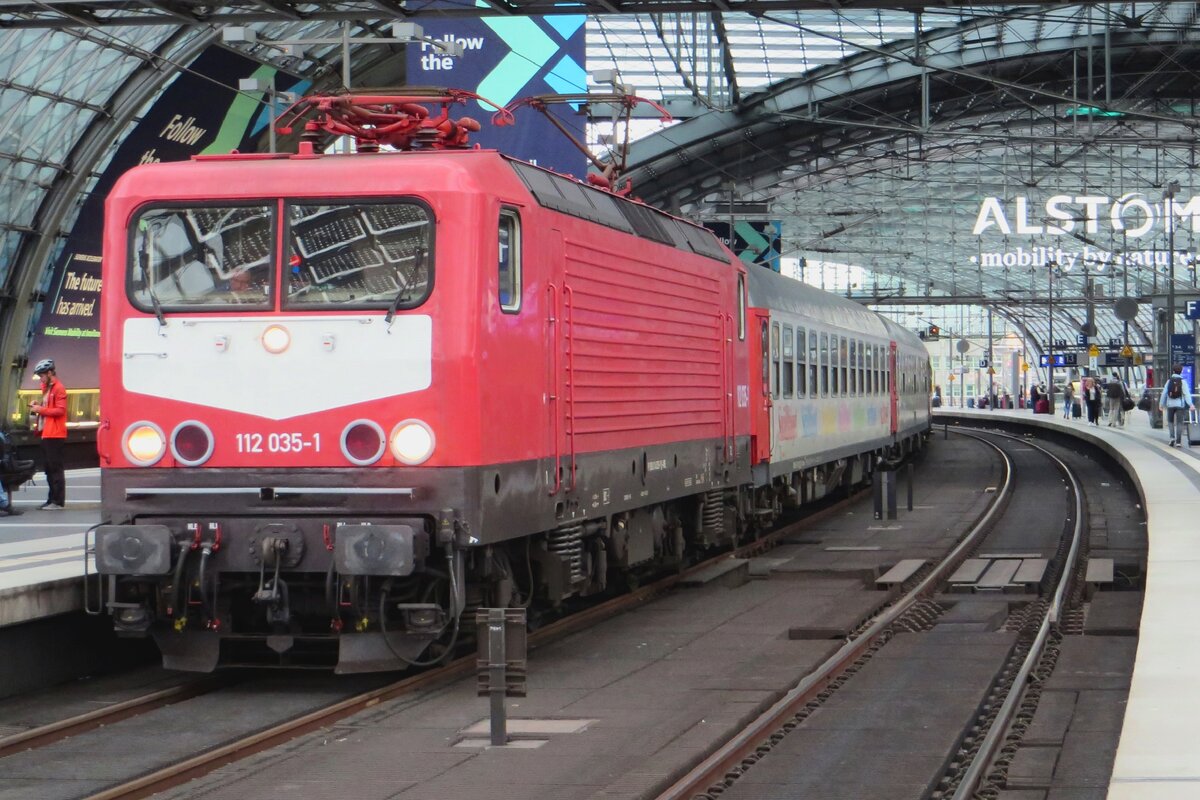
[1072,402,1081,419]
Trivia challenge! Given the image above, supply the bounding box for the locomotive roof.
[109,148,735,268]
[744,266,923,349]
[108,148,531,205]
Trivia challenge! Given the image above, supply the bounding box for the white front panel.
[123,315,432,420]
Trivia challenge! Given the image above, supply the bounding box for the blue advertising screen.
[702,220,784,272]
[406,12,587,177]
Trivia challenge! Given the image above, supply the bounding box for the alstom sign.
[973,194,1200,238]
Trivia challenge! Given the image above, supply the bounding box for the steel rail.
[949,427,1085,800]
[654,437,1014,800]
[84,483,867,800]
[0,677,226,760]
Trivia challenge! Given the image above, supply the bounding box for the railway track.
[0,676,226,760]
[654,428,1088,800]
[0,480,867,800]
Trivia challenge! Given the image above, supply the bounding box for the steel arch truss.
[627,3,1200,354]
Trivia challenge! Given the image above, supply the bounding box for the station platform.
[0,420,1189,797]
[0,468,99,627]
[934,406,1198,798]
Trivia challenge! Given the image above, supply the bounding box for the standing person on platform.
[1083,377,1103,425]
[1062,381,1075,419]
[27,359,66,510]
[1105,372,1128,427]
[1159,364,1195,447]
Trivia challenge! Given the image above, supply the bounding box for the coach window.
[849,340,857,395]
[858,340,866,396]
[782,326,794,398]
[820,333,829,397]
[284,200,433,308]
[840,337,850,396]
[829,335,838,396]
[498,209,521,312]
[771,322,781,398]
[796,329,807,397]
[831,336,840,396]
[809,330,818,398]
[130,204,274,311]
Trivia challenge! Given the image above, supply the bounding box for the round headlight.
[261,324,291,354]
[123,422,166,466]
[341,420,386,465]
[170,421,214,466]
[390,419,435,465]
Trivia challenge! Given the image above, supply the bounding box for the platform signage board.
[1171,334,1196,368]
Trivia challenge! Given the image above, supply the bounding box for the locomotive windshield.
[284,200,432,309]
[130,204,274,311]
[127,199,433,312]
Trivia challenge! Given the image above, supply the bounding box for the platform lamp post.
[1047,259,1057,414]
[1165,181,1181,374]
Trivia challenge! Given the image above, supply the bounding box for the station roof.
[0,1,1195,389]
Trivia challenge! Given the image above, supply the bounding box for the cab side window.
[498,209,521,312]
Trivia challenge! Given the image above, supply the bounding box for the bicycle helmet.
[32,358,54,375]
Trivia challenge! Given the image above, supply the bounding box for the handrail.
[546,282,560,495]
[726,312,736,462]
[564,284,577,490]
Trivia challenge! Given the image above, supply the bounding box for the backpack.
[1169,376,1183,400]
[1106,381,1124,400]
[0,430,35,493]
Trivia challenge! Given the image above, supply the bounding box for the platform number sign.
[1187,300,1200,320]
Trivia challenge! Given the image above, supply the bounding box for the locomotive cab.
[95,151,535,671]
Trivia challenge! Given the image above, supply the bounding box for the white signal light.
[390,419,435,465]
[123,422,166,466]
[261,324,291,354]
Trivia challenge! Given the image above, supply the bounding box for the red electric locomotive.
[93,94,755,671]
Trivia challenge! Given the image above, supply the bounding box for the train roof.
[744,267,924,350]
[744,266,879,335]
[877,314,928,351]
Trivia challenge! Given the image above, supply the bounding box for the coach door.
[888,341,899,435]
[750,311,772,464]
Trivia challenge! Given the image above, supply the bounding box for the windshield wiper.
[385,247,424,331]
[137,235,167,329]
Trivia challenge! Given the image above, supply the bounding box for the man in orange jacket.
[28,359,67,510]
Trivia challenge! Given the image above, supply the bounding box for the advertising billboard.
[406,12,587,177]
[702,220,784,272]
[25,46,305,393]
